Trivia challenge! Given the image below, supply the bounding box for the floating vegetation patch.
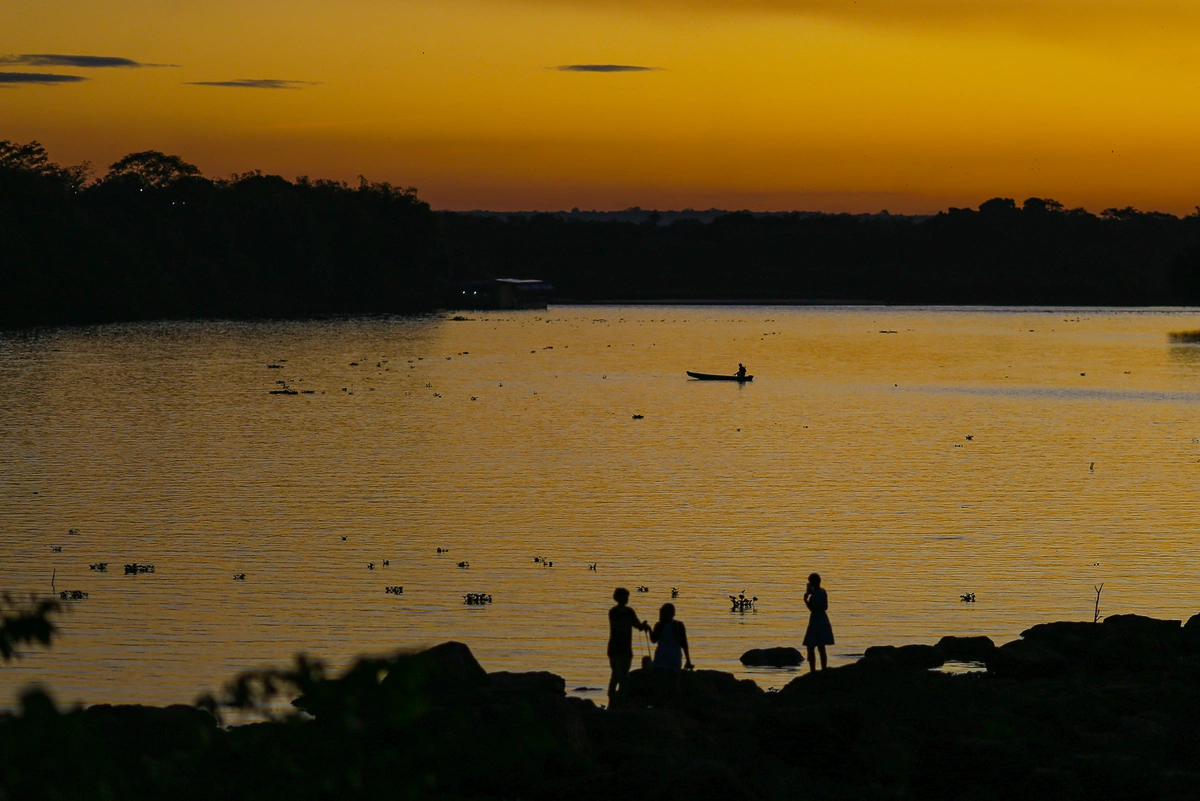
[730,591,758,611]
[58,590,88,600]
[1169,330,1200,343]
[463,592,492,605]
[124,563,155,574]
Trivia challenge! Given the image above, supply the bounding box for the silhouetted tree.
[103,150,201,189]
[979,197,1018,215]
[1022,197,1064,213]
[0,594,60,662]
[0,139,90,190]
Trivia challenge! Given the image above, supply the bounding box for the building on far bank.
[448,278,554,310]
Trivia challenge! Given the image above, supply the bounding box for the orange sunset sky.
[4,0,1200,213]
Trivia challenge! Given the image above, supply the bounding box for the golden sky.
[4,0,1200,212]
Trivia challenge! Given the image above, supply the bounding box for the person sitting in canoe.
[736,363,747,379]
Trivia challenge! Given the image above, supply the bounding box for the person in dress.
[803,572,834,671]
[607,587,650,703]
[650,602,693,671]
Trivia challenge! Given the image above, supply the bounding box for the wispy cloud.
[185,79,318,89]
[0,54,176,68]
[0,72,86,84]
[555,64,661,72]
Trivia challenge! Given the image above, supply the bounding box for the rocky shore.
[4,613,1200,800]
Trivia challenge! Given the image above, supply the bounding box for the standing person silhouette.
[607,587,650,704]
[803,573,834,672]
[650,603,693,671]
[736,363,747,380]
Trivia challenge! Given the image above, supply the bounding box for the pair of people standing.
[606,573,830,699]
[607,588,693,701]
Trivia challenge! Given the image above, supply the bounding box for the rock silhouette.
[739,646,804,667]
[7,616,1200,799]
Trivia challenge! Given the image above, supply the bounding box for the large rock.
[1180,612,1200,652]
[623,667,763,708]
[296,641,488,719]
[1019,621,1104,659]
[379,640,488,697]
[740,646,804,667]
[914,735,1034,796]
[1101,614,1181,637]
[936,635,996,662]
[81,704,217,755]
[859,644,945,670]
[985,639,1068,680]
[1086,632,1180,672]
[488,670,567,699]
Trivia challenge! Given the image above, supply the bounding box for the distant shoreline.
[551,298,884,306]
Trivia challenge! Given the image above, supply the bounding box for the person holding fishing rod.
[607,587,651,704]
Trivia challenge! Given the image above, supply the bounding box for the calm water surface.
[2,306,1200,707]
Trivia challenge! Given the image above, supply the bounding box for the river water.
[2,306,1199,708]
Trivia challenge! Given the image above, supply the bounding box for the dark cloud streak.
[0,72,87,84]
[555,64,661,72]
[185,79,318,89]
[0,54,176,68]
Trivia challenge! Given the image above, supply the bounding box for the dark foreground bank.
[7,139,1200,330]
[5,613,1200,801]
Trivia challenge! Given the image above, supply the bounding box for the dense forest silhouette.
[4,139,1200,330]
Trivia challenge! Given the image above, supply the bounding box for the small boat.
[687,371,753,382]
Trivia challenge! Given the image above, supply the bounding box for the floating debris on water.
[89,563,108,571]
[49,546,62,553]
[671,588,679,598]
[587,563,597,571]
[632,414,644,419]
[385,586,403,595]
[457,561,470,569]
[960,592,977,603]
[436,547,449,554]
[59,590,88,600]
[124,563,155,574]
[233,573,246,581]
[636,585,649,593]
[463,592,492,605]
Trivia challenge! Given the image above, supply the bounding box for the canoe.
[687,371,753,382]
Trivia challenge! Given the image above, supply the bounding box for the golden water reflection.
[1,307,1199,707]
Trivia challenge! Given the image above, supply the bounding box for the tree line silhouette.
[1,141,439,329]
[4,139,1200,329]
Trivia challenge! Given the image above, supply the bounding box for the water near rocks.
[2,306,1199,707]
